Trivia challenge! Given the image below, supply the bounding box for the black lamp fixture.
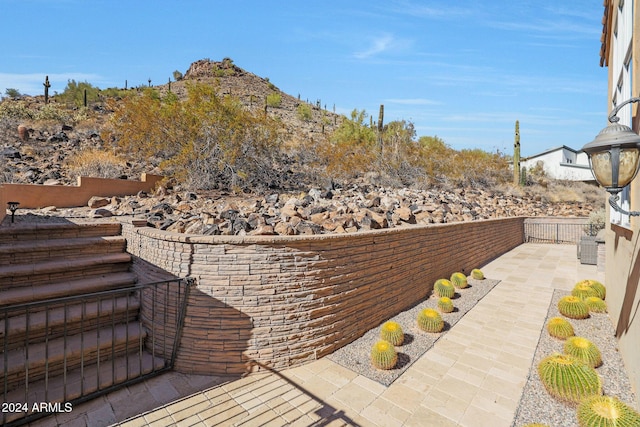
[582,97,640,216]
[7,201,19,223]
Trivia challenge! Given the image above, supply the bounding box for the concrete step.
[0,236,127,265]
[0,222,122,244]
[0,253,133,289]
[0,235,127,265]
[0,294,140,351]
[0,271,138,307]
[1,350,165,425]
[0,321,148,392]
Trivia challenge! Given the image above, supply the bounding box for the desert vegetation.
[0,58,606,216]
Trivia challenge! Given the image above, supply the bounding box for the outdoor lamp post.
[7,201,19,223]
[582,97,640,216]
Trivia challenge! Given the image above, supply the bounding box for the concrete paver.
[25,243,605,426]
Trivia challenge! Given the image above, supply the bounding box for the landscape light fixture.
[582,97,640,216]
[7,201,19,223]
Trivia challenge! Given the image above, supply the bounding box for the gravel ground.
[511,289,637,427]
[328,277,499,386]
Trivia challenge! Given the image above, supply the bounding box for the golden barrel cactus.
[371,340,398,370]
[417,308,444,333]
[537,353,601,404]
[547,316,574,340]
[380,321,404,346]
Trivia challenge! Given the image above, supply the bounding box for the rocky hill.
[0,58,605,234]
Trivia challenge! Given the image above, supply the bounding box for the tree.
[4,88,21,99]
[60,80,100,107]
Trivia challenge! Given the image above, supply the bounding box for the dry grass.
[66,148,125,179]
[499,180,607,208]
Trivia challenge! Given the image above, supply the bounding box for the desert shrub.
[585,208,605,236]
[59,80,100,107]
[103,83,283,192]
[317,109,377,179]
[4,88,22,99]
[297,104,313,122]
[0,100,33,120]
[33,104,72,122]
[101,87,134,99]
[66,149,125,179]
[266,92,282,107]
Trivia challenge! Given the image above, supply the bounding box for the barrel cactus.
[434,279,455,298]
[564,336,602,368]
[537,353,602,404]
[417,308,444,333]
[558,295,590,320]
[380,321,404,346]
[450,272,468,289]
[546,316,574,340]
[577,279,606,300]
[471,268,484,280]
[572,283,599,300]
[437,297,454,313]
[585,297,608,314]
[371,340,398,370]
[577,395,640,427]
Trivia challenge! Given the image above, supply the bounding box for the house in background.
[520,145,594,181]
[599,0,640,409]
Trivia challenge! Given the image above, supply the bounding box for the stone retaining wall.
[121,217,525,376]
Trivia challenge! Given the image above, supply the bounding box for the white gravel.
[511,289,637,427]
[328,277,499,386]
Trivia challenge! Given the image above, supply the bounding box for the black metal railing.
[0,278,193,426]
[524,222,598,244]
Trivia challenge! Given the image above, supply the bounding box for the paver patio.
[28,243,605,427]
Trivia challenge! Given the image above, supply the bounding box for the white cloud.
[354,35,396,59]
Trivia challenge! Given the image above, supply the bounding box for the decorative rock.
[91,208,113,218]
[17,125,29,141]
[88,196,110,208]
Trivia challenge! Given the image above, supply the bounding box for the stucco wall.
[605,222,640,408]
[0,173,163,224]
[121,217,525,376]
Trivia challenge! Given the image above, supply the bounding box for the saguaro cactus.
[513,120,520,185]
[43,76,51,104]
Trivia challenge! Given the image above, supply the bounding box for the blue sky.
[1,0,608,157]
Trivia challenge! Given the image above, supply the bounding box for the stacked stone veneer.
[121,217,525,376]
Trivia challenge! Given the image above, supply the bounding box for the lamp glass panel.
[590,148,640,188]
[590,150,613,187]
[619,148,640,187]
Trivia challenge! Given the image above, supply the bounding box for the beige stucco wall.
[605,222,640,408]
[0,173,163,223]
[121,217,525,376]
